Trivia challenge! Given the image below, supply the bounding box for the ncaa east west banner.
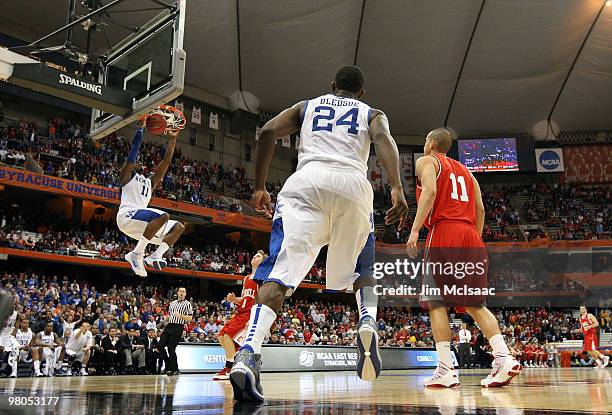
[535,148,564,172]
[175,343,448,373]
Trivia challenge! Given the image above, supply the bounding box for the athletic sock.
[10,355,17,376]
[134,237,150,255]
[240,304,277,354]
[355,286,378,322]
[225,359,234,369]
[153,242,170,258]
[489,334,510,359]
[34,360,41,374]
[436,341,453,372]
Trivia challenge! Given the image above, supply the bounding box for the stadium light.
[607,0,612,7]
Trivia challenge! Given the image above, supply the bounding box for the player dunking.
[230,66,408,402]
[574,305,609,369]
[117,122,185,277]
[407,128,521,388]
[213,250,266,381]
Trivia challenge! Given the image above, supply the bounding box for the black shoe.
[356,316,382,381]
[230,349,263,402]
[167,370,180,376]
[0,291,14,327]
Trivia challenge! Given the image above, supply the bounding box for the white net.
[148,105,186,133]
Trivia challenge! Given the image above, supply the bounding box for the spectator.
[204,317,219,334]
[120,328,146,375]
[101,327,121,375]
[143,329,161,374]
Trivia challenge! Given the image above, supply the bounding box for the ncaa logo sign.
[539,150,560,170]
[536,148,564,172]
[299,351,315,367]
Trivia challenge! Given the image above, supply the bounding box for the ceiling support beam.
[443,0,486,129]
[353,0,367,65]
[546,0,607,124]
[10,0,129,51]
[235,0,244,91]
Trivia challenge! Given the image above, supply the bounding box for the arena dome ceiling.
[1,0,611,136]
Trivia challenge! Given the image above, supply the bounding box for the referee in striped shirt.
[159,287,193,375]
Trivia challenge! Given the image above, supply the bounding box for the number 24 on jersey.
[311,106,360,135]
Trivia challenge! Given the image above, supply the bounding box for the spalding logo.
[59,73,103,95]
[539,150,561,170]
[299,350,315,367]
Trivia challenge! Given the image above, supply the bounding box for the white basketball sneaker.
[356,316,382,381]
[144,254,167,271]
[602,355,610,368]
[424,364,460,388]
[125,251,147,277]
[481,356,522,387]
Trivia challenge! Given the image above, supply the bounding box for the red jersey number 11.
[450,173,469,202]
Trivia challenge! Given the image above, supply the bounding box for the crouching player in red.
[510,340,524,366]
[523,341,536,368]
[213,250,267,380]
[525,339,548,368]
[407,128,521,388]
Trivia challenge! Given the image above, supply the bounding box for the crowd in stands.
[374,184,525,243]
[1,269,610,377]
[373,182,609,244]
[526,184,609,241]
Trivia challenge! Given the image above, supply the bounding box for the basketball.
[145,113,167,135]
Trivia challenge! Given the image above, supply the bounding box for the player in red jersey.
[530,340,547,368]
[214,250,267,380]
[407,128,521,388]
[574,305,609,369]
[509,340,524,366]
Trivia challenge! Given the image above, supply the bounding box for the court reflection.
[0,369,608,415]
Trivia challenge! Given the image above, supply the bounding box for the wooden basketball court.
[0,368,610,414]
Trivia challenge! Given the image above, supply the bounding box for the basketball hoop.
[142,104,186,135]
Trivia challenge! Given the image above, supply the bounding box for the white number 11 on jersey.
[450,173,469,202]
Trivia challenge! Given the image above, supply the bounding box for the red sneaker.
[213,367,230,380]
